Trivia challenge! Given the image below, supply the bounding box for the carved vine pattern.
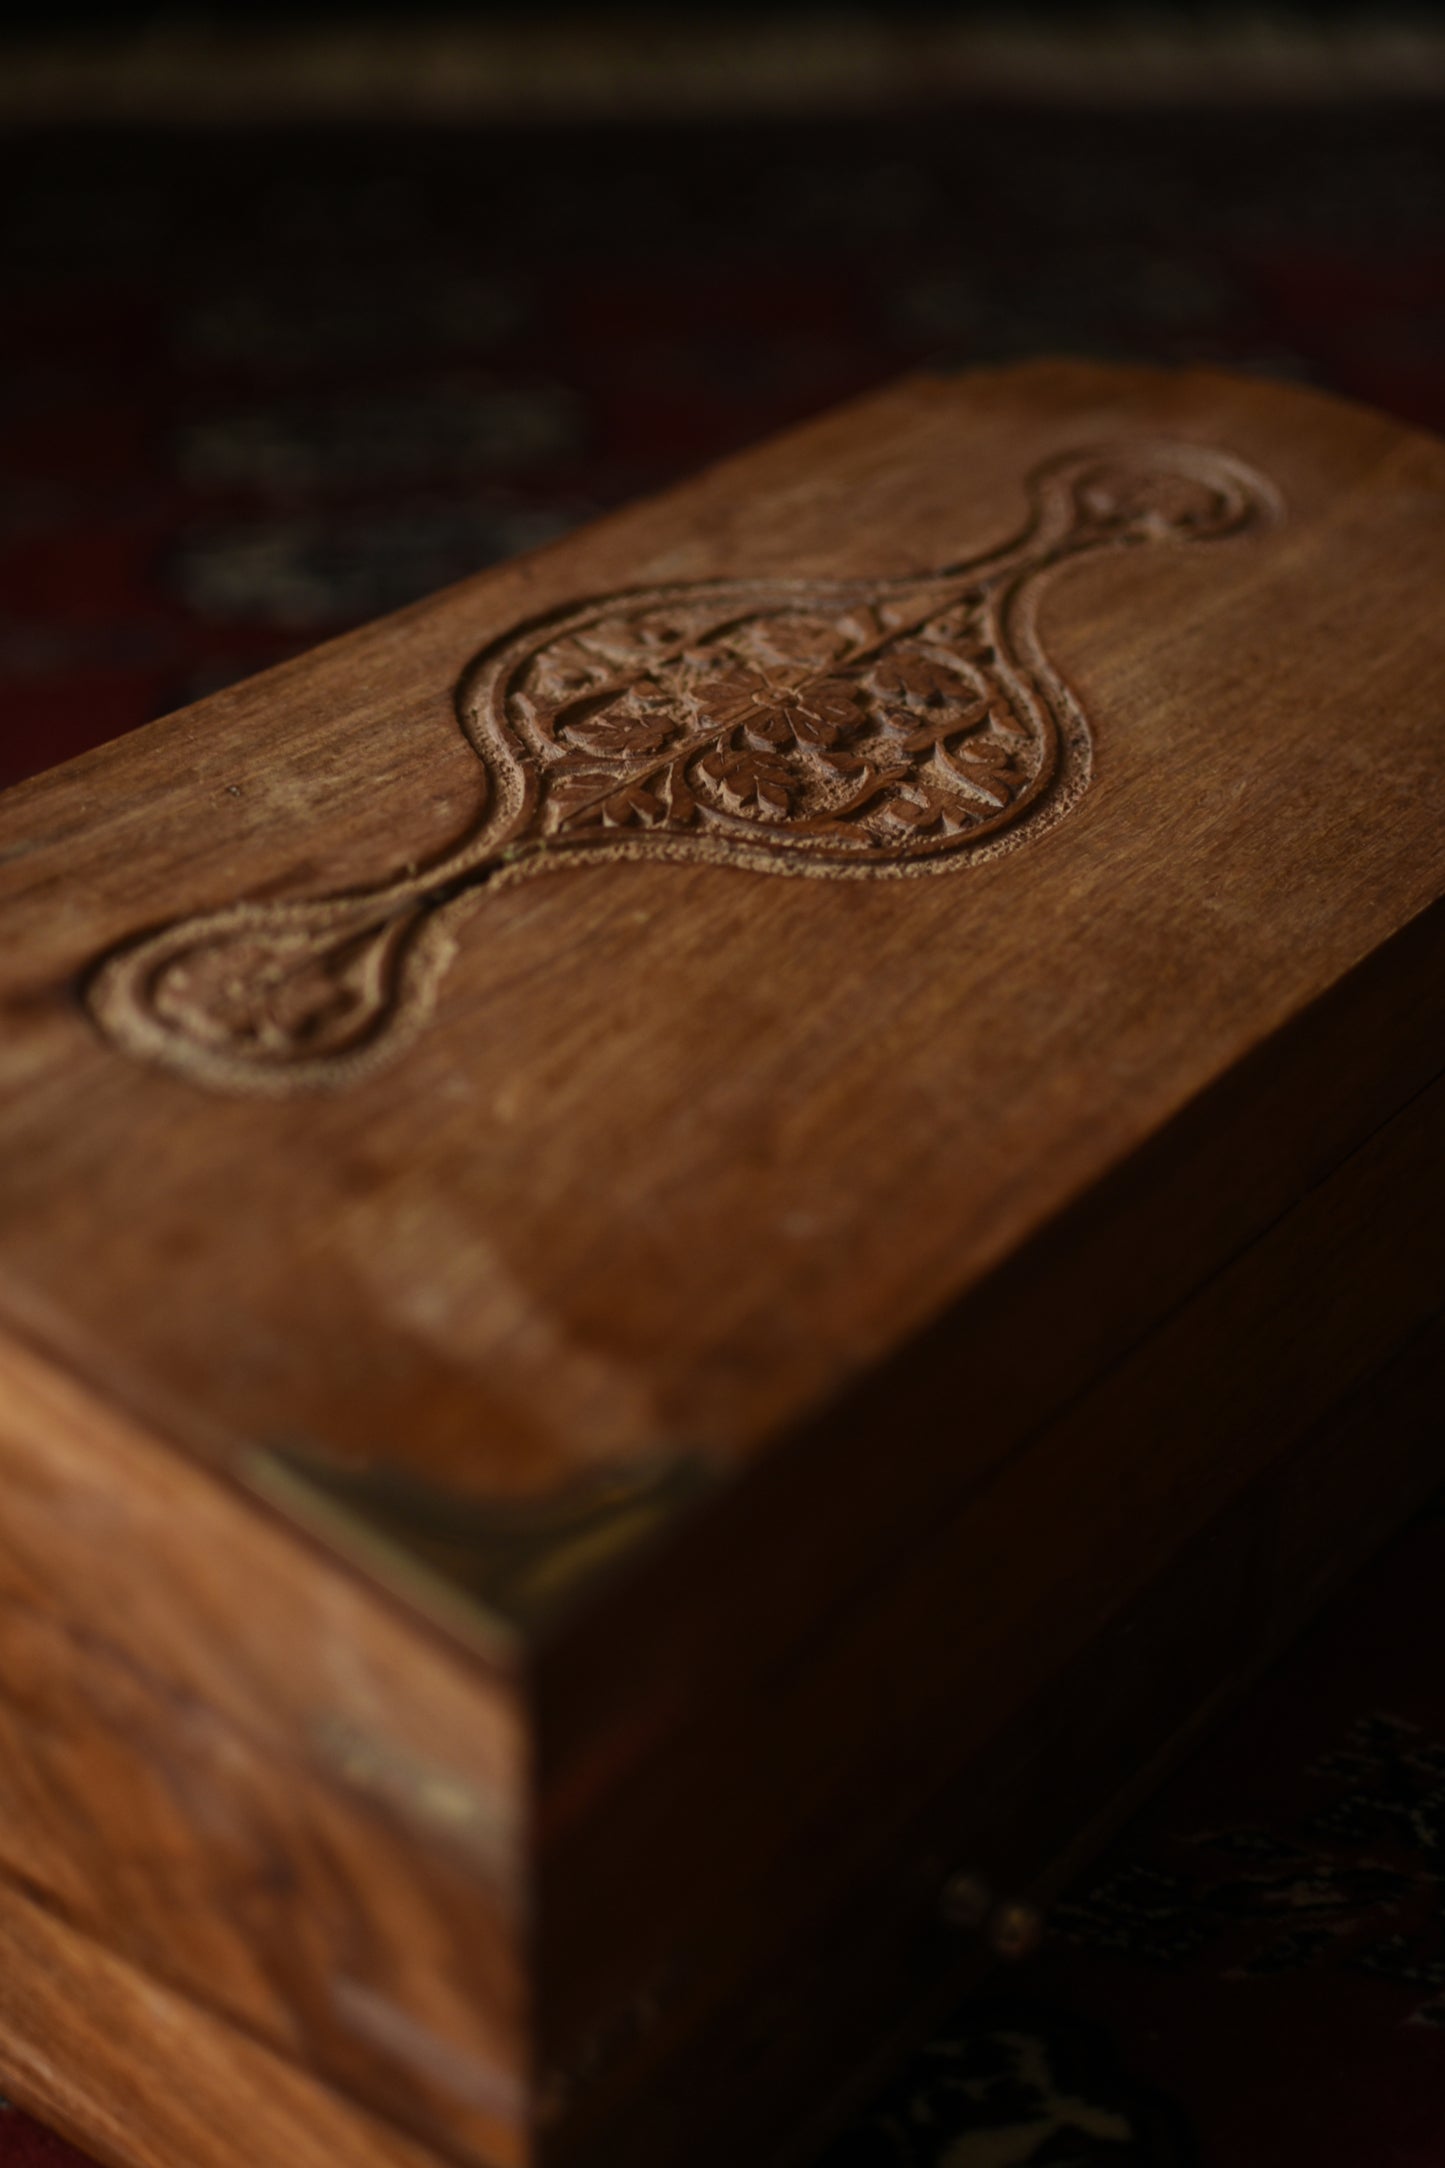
[87,441,1279,1091]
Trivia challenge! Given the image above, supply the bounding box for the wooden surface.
[0,1334,529,2168]
[0,1867,453,2168]
[0,360,1442,2168]
[0,362,1440,1574]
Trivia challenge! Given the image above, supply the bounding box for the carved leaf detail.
[567,709,676,757]
[871,656,965,707]
[877,699,989,753]
[698,744,795,818]
[662,760,697,824]
[600,781,667,828]
[882,783,985,834]
[544,769,615,823]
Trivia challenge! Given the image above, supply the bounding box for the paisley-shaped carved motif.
[87,442,1279,1091]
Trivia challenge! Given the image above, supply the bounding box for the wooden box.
[0,360,1442,2168]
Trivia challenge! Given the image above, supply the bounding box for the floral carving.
[86,439,1281,1090]
[699,670,867,749]
[510,596,1030,852]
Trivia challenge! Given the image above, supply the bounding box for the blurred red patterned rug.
[0,2121,79,2168]
[2,102,1444,2168]
[3,107,1444,790]
[820,1500,1445,2168]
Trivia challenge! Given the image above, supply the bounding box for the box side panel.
[532,1058,1445,2161]
[544,1310,1445,2168]
[538,893,1445,1795]
[0,1337,531,2168]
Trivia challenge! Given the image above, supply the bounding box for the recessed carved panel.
[87,442,1279,1091]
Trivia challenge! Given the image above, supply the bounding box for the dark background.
[3,7,1443,788]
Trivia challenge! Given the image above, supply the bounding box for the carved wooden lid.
[1,361,1442,1639]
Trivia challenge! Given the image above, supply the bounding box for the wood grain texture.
[0,362,1440,1541]
[0,1868,456,2168]
[0,1335,529,2168]
[0,360,1442,2168]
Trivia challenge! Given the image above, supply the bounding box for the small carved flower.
[699,669,865,751]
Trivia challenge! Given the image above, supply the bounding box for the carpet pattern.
[821,1505,1445,2167]
[4,108,1444,790]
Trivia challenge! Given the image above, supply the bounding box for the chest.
[0,358,1442,2168]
